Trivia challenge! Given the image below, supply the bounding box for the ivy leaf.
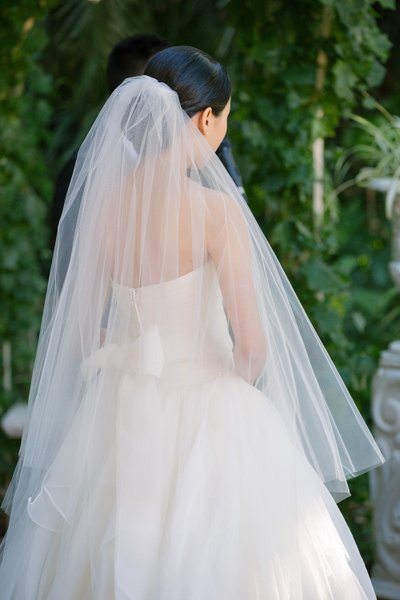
[333,60,357,102]
[375,0,395,8]
[302,258,345,294]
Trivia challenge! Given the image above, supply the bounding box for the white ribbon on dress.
[82,325,168,596]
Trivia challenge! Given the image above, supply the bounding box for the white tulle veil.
[1,75,384,555]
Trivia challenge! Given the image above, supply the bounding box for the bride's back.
[110,173,212,289]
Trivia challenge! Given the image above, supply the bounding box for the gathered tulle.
[0,76,384,598]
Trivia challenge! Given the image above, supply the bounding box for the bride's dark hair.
[144,45,231,117]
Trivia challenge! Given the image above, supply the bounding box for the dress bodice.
[109,260,233,372]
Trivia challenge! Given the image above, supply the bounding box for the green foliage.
[223,0,391,209]
[0,2,54,497]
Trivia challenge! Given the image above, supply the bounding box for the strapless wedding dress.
[2,260,377,599]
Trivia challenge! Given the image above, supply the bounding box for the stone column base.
[373,578,400,600]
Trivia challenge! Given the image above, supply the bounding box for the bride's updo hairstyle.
[144,45,231,117]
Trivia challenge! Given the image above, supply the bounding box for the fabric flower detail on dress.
[81,325,165,381]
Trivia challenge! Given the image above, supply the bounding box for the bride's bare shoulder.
[186,180,248,256]
[186,178,237,220]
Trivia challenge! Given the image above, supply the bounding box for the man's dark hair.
[145,46,231,118]
[107,33,170,92]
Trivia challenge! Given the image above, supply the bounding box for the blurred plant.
[0,2,55,505]
[336,97,400,221]
[352,103,400,183]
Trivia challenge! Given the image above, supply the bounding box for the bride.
[0,46,385,599]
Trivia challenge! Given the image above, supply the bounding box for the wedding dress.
[0,260,379,599]
[0,76,384,599]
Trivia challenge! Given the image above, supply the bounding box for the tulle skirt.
[0,369,376,599]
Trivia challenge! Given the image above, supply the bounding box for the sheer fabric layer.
[0,76,384,598]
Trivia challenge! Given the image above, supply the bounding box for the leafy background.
[1,0,400,569]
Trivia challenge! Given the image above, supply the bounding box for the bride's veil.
[1,72,384,544]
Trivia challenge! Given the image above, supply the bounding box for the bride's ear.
[191,107,213,137]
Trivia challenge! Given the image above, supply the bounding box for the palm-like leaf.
[350,97,400,179]
[336,96,400,203]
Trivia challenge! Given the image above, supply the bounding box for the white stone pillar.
[370,342,400,599]
[369,182,400,599]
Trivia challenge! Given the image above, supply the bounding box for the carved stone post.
[369,181,400,599]
[371,342,400,598]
